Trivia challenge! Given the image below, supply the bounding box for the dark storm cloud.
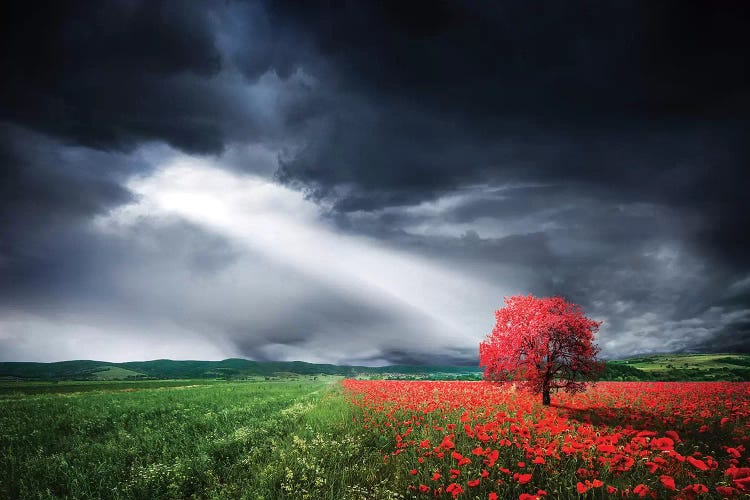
[1,0,321,156]
[263,0,750,356]
[269,1,750,263]
[2,1,222,153]
[0,130,230,318]
[0,0,313,322]
[272,1,749,173]
[349,347,480,368]
[0,124,144,300]
[1,0,749,362]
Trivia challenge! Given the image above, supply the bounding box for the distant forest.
[1,354,750,382]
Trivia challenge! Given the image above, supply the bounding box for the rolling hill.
[1,353,749,381]
[0,358,481,381]
[605,353,750,381]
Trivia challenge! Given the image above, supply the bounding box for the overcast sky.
[1,1,749,364]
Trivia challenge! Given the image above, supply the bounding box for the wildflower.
[665,430,681,442]
[633,484,650,497]
[682,483,708,495]
[660,475,676,490]
[726,447,741,459]
[715,485,736,497]
[446,483,464,498]
[687,457,709,471]
[440,435,455,449]
[516,473,532,485]
[726,467,750,491]
[650,437,674,451]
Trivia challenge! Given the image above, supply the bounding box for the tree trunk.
[542,387,551,406]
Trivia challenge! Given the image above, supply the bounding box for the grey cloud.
[1,0,319,156]
[2,1,222,152]
[3,203,480,363]
[329,185,748,358]
[1,0,749,363]
[349,347,480,368]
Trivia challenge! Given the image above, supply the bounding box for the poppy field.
[343,380,750,499]
[2,377,750,498]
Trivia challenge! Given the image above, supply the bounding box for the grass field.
[3,377,750,499]
[4,355,750,385]
[0,377,392,499]
[0,380,228,398]
[88,367,148,380]
[610,353,750,371]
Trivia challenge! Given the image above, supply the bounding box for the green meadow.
[3,355,750,499]
[610,353,750,371]
[0,377,391,500]
[605,353,750,380]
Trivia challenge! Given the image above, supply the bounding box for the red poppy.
[516,473,532,485]
[633,484,650,497]
[446,483,464,498]
[687,456,709,471]
[660,475,676,490]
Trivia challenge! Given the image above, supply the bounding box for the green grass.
[602,353,750,381]
[0,376,394,499]
[0,359,481,381]
[3,354,749,388]
[4,374,750,498]
[611,353,750,371]
[0,380,224,398]
[89,367,148,380]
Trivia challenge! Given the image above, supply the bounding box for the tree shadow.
[549,402,673,432]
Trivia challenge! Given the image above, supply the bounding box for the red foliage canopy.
[479,295,602,404]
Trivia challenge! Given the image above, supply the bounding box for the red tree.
[479,294,602,405]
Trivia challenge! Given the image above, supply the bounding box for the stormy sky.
[1,1,749,364]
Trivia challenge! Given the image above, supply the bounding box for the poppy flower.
[516,473,532,485]
[660,475,676,490]
[633,484,650,497]
[687,457,709,471]
[446,483,463,498]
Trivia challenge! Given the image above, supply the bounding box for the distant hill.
[604,353,750,382]
[0,358,481,381]
[2,353,749,381]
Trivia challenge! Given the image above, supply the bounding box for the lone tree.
[479,294,602,405]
